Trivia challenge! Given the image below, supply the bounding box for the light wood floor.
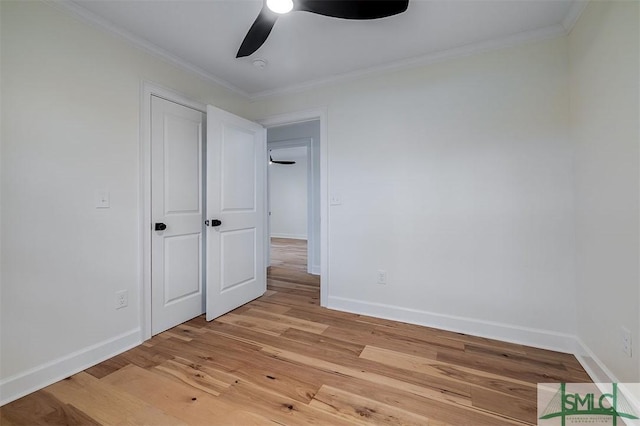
[1,239,589,425]
[270,237,309,273]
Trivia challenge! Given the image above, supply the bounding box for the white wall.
[0,0,247,403]
[268,121,321,272]
[248,37,577,348]
[269,147,308,239]
[569,0,639,383]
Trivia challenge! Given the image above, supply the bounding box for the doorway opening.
[266,121,320,280]
[262,115,326,304]
[267,142,313,275]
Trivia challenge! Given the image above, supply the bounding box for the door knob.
[154,222,167,231]
[205,219,222,227]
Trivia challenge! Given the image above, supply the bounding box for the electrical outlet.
[377,270,387,285]
[116,290,128,310]
[95,190,110,208]
[622,327,632,357]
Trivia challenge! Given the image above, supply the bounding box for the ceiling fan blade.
[295,0,408,20]
[236,7,279,58]
[270,155,296,165]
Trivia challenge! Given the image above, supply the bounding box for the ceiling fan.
[269,154,296,165]
[237,0,410,58]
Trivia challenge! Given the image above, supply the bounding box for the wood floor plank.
[0,391,99,426]
[153,332,323,404]
[84,353,131,379]
[173,323,209,336]
[40,401,102,426]
[1,238,591,425]
[464,343,569,372]
[102,364,257,425]
[370,322,468,351]
[205,319,472,406]
[233,300,292,315]
[215,379,356,425]
[470,386,538,425]
[322,324,441,360]
[433,331,531,354]
[45,372,186,425]
[261,345,472,407]
[326,376,522,426]
[205,321,477,411]
[117,342,174,369]
[0,412,21,426]
[268,267,320,286]
[240,307,329,334]
[203,320,460,399]
[310,384,436,425]
[161,330,194,342]
[266,279,319,292]
[360,345,537,399]
[269,238,311,274]
[215,312,291,335]
[261,289,320,307]
[265,285,319,298]
[280,327,366,357]
[153,357,237,397]
[435,346,576,384]
[0,389,55,421]
[101,363,277,426]
[286,308,379,333]
[261,346,528,426]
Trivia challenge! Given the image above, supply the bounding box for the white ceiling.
[63,0,583,98]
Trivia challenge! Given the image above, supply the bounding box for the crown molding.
[249,23,567,100]
[49,0,250,99]
[562,0,589,34]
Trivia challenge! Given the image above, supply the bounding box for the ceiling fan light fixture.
[238,1,408,58]
[266,0,293,14]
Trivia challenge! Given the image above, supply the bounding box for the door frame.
[267,138,314,274]
[258,109,328,308]
[140,81,206,341]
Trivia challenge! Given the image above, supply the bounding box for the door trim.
[140,81,206,341]
[258,109,328,308]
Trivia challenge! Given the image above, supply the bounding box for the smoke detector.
[252,59,267,70]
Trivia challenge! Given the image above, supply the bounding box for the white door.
[151,96,205,335]
[205,105,266,320]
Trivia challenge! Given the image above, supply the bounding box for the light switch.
[330,195,342,206]
[95,191,110,208]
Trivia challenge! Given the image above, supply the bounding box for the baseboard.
[618,383,640,417]
[270,234,307,240]
[327,296,577,354]
[310,264,321,275]
[573,338,640,414]
[0,328,141,406]
[573,338,620,383]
